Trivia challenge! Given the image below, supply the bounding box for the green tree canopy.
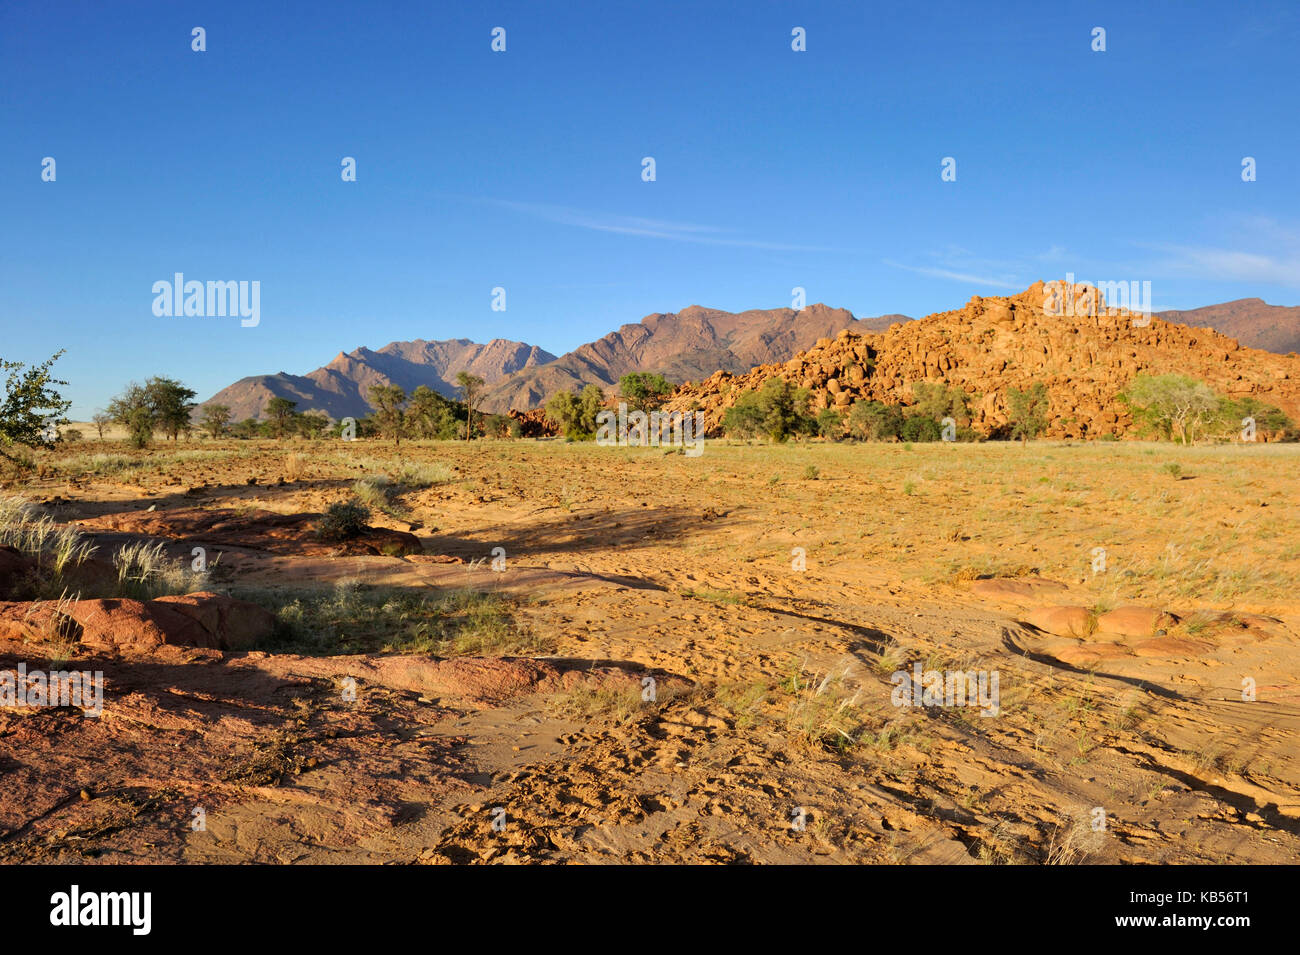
[619,372,674,411]
[0,351,72,460]
[1006,382,1051,443]
[199,404,233,438]
[369,384,407,445]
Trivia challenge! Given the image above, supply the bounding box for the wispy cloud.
[483,199,852,253]
[883,258,1024,290]
[1134,217,1300,288]
[1145,245,1300,286]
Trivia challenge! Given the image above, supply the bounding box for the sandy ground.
[1,436,1297,864]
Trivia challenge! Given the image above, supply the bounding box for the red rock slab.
[153,592,277,650]
[1132,636,1216,658]
[0,592,277,653]
[1023,605,1094,637]
[1095,606,1178,639]
[970,577,1069,605]
[1054,643,1135,667]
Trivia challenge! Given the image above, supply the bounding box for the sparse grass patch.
[679,587,749,606]
[242,581,545,656]
[112,540,198,599]
[393,461,454,488]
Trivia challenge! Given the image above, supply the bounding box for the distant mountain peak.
[200,336,557,421]
[476,303,912,413]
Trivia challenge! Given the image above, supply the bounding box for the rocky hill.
[476,304,912,413]
[201,338,556,421]
[663,281,1300,439]
[1159,298,1300,355]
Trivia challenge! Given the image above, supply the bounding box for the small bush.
[317,500,371,541]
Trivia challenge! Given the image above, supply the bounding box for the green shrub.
[317,500,371,541]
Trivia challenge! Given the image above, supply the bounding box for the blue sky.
[2,0,1298,418]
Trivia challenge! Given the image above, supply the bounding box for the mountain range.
[198,294,1299,421]
[1157,299,1300,356]
[202,338,556,422]
[665,282,1300,440]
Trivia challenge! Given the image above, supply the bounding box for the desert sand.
[0,437,1296,864]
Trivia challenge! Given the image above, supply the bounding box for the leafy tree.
[911,381,971,428]
[815,406,845,439]
[619,372,673,411]
[545,385,605,440]
[199,404,233,438]
[901,414,943,442]
[369,384,407,445]
[482,413,512,438]
[846,400,904,441]
[264,396,299,438]
[721,389,763,439]
[145,377,197,440]
[576,384,605,438]
[0,351,71,461]
[1005,382,1051,444]
[230,417,264,440]
[296,411,331,439]
[755,378,803,441]
[721,378,817,441]
[1121,374,1222,444]
[545,390,580,436]
[1215,395,1295,441]
[455,372,485,441]
[107,383,156,449]
[406,385,462,440]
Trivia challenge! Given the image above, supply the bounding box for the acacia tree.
[619,372,673,411]
[544,385,606,440]
[369,384,407,445]
[107,376,197,448]
[91,411,112,440]
[0,351,72,461]
[265,396,299,438]
[199,404,233,438]
[107,383,156,448]
[146,377,197,440]
[1006,382,1050,444]
[407,385,459,440]
[1122,374,1222,444]
[455,372,485,441]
